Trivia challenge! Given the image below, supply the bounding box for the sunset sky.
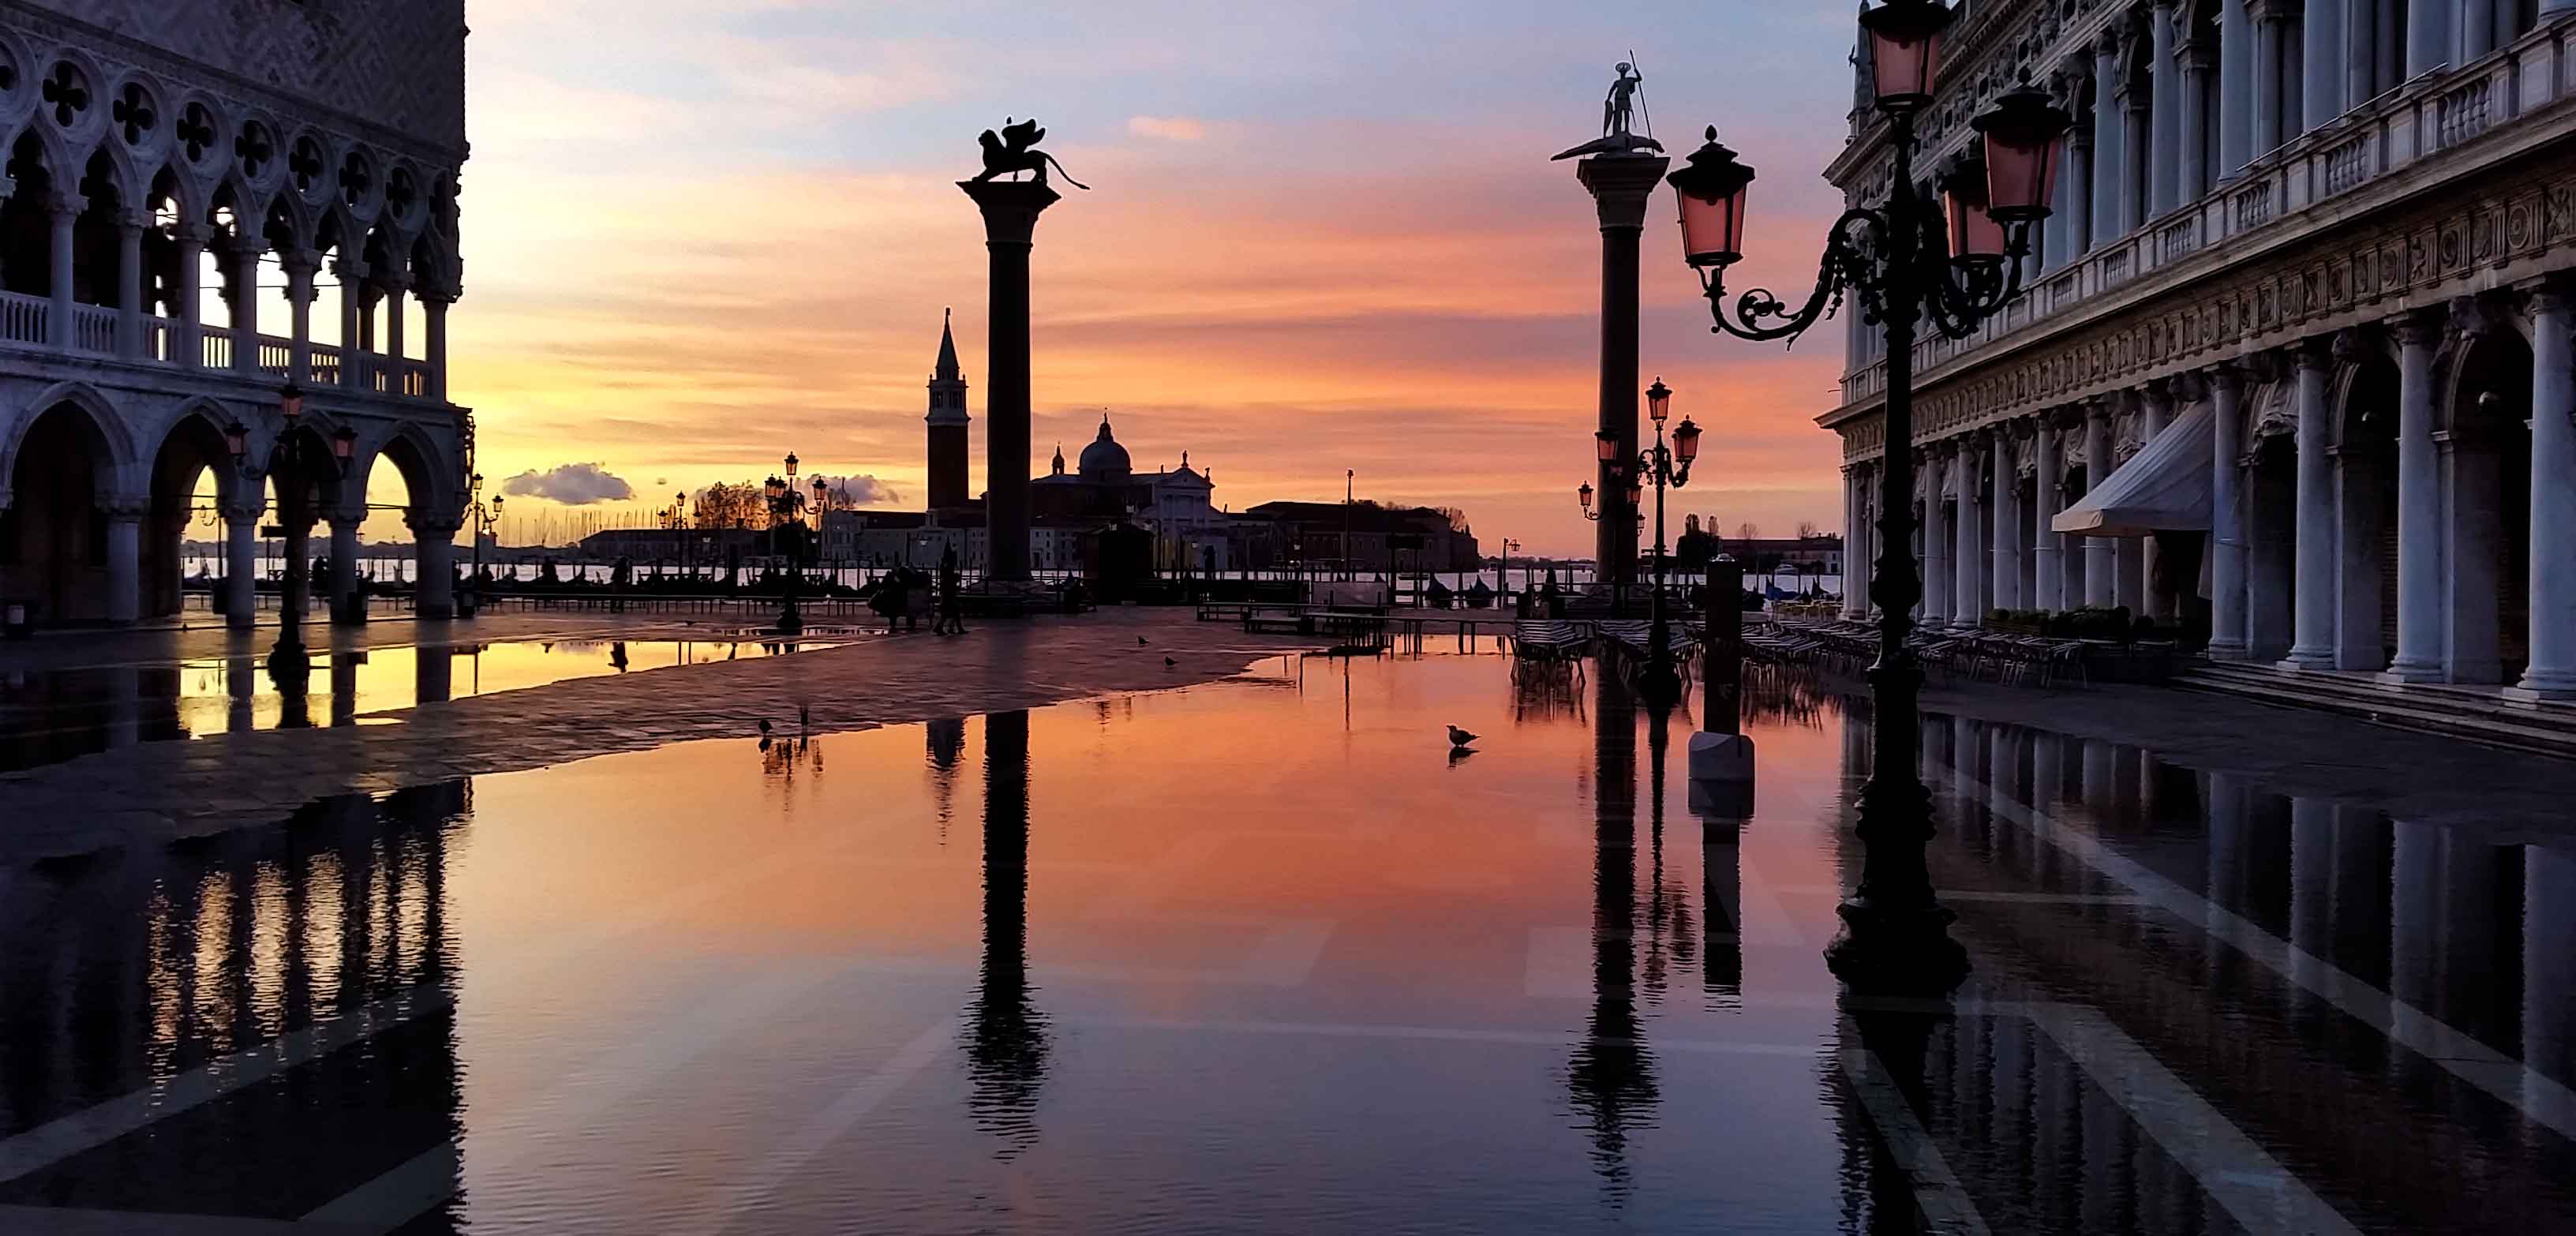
[446,1,1859,556]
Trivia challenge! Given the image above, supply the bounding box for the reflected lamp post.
[1664,0,2069,992]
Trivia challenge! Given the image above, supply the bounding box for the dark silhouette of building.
[927,310,971,510]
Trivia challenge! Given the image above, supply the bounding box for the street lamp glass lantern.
[1971,77,2073,222]
[784,452,798,479]
[278,382,305,421]
[1646,377,1672,425]
[1595,430,1620,463]
[223,420,249,459]
[1858,0,1955,114]
[1625,481,1644,509]
[1666,128,1754,270]
[1578,481,1594,511]
[331,425,356,462]
[1939,164,2009,266]
[1672,416,1702,464]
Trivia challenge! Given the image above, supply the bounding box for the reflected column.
[963,709,1046,1152]
[2526,845,2576,1107]
[414,643,453,706]
[1571,673,1655,1193]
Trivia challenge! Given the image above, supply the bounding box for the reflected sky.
[0,654,2567,1233]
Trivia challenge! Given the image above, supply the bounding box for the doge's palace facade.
[0,0,470,627]
[1828,0,2576,703]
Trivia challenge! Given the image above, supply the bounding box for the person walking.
[934,547,967,635]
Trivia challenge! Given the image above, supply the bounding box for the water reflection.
[962,710,1048,1155]
[1565,672,1657,1196]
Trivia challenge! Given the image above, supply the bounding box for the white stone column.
[2512,287,2576,700]
[103,501,143,624]
[1843,467,1864,618]
[2180,40,2214,202]
[2286,339,2339,667]
[2085,403,2117,607]
[2093,35,2127,247]
[2249,442,2298,658]
[2067,129,2095,259]
[411,513,460,620]
[2151,1,2185,218]
[1924,444,1953,626]
[174,223,208,369]
[2387,311,2447,681]
[335,259,369,389]
[2035,419,2066,612]
[115,211,145,359]
[2140,384,2176,620]
[2222,0,2258,177]
[2463,0,2496,58]
[230,242,264,375]
[384,276,410,389]
[423,292,452,403]
[2346,0,2379,110]
[2252,2,2288,155]
[2409,0,2456,77]
[45,190,81,350]
[328,508,365,625]
[2123,94,2151,238]
[1854,463,1874,616]
[2210,367,2251,657]
[283,250,318,387]
[1954,440,1986,627]
[2333,440,2387,672]
[1994,430,2023,612]
[2443,421,2504,682]
[2305,0,2347,132]
[224,499,260,630]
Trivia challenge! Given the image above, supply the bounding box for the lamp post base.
[1824,774,1969,996]
[266,640,311,680]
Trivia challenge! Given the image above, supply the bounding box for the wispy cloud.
[1126,114,1206,141]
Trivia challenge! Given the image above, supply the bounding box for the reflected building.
[925,717,968,840]
[961,710,1048,1155]
[1565,674,1657,1194]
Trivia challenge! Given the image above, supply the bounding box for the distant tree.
[1795,519,1819,538]
[1736,522,1760,542]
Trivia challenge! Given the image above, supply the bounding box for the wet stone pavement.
[0,627,2568,1233]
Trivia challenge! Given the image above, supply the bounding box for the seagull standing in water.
[1447,725,1478,750]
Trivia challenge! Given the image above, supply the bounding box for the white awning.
[2052,404,2211,538]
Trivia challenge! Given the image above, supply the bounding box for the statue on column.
[1553,61,1667,160]
[972,118,1092,189]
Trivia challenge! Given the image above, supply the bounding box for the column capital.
[2245,0,2297,24]
[2331,326,2383,367]
[2393,306,2447,346]
[958,178,1063,245]
[325,507,369,530]
[2202,360,2248,393]
[41,189,85,219]
[279,247,324,278]
[2293,335,2336,369]
[219,497,265,522]
[171,221,215,248]
[2170,370,2211,403]
[331,256,372,282]
[1573,153,1672,231]
[405,511,464,537]
[2450,291,2514,341]
[2524,280,2575,318]
[97,496,151,522]
[114,208,152,233]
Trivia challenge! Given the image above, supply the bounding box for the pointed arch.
[6,380,138,479]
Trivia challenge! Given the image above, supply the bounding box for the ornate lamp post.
[1666,0,2069,992]
[766,451,807,635]
[1583,378,1700,702]
[235,382,350,678]
[464,472,504,615]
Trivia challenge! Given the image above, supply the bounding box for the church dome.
[1078,415,1131,480]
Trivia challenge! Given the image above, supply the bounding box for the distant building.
[1234,500,1481,574]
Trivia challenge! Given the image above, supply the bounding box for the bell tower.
[927,308,970,509]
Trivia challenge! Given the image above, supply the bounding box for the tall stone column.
[2346,0,2379,112]
[2387,311,2447,682]
[2221,0,2258,178]
[2462,0,2496,59]
[1843,466,1868,618]
[1994,430,2023,612]
[45,190,81,350]
[1574,153,1668,594]
[2140,384,2175,620]
[328,508,365,625]
[2035,418,2065,612]
[2252,2,2288,155]
[115,211,146,359]
[2210,367,2250,657]
[382,275,410,388]
[2305,0,2346,133]
[1953,440,1985,627]
[2408,0,2455,77]
[283,249,320,388]
[1923,444,1953,626]
[2284,339,2339,669]
[2511,287,2576,700]
[223,498,260,630]
[410,513,460,620]
[174,223,209,369]
[422,293,452,403]
[2333,437,2387,671]
[102,501,144,624]
[2151,0,2185,218]
[2180,39,2214,203]
[2122,92,2151,238]
[2067,129,2095,260]
[334,257,369,390]
[960,177,1065,583]
[2084,402,2117,607]
[2092,35,2127,247]
[231,242,265,375]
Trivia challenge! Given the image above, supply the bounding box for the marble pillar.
[1844,467,1868,619]
[2305,0,2347,132]
[2222,0,2258,176]
[1954,442,1986,627]
[2151,1,2185,217]
[2035,421,2065,612]
[2387,312,2447,682]
[2512,288,2576,699]
[1925,446,1953,627]
[2249,447,2298,660]
[2085,404,2117,607]
[411,515,459,620]
[1994,431,2023,612]
[2180,41,2214,202]
[328,511,365,625]
[103,505,142,625]
[2140,385,2175,620]
[2068,133,2096,260]
[2406,0,2454,77]
[335,258,369,391]
[2346,0,2379,110]
[1574,154,1668,594]
[115,212,145,359]
[2463,0,2496,58]
[231,245,264,375]
[44,191,79,350]
[2443,427,2504,682]
[2285,341,2339,668]
[2093,36,2127,247]
[224,501,260,630]
[174,224,208,369]
[2333,441,2387,671]
[2210,369,2250,657]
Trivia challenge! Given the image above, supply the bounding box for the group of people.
[869,548,968,635]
